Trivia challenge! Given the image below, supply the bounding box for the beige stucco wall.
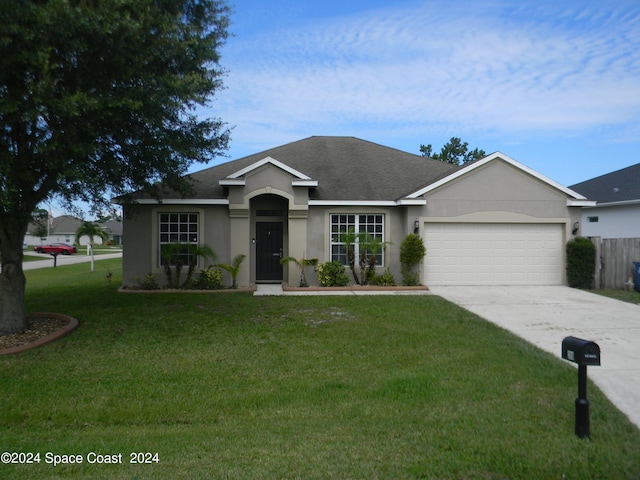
[423,161,569,218]
[227,164,311,285]
[122,204,230,288]
[419,160,582,235]
[310,206,403,281]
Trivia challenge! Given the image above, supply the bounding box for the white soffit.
[133,199,229,205]
[309,199,426,206]
[407,152,588,200]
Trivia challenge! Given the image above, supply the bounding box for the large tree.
[0,0,231,334]
[420,137,486,165]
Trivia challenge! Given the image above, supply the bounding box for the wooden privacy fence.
[589,237,640,290]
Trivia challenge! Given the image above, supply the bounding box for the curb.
[0,313,79,356]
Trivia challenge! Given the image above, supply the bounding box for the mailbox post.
[561,336,601,439]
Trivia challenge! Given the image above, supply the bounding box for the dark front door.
[256,222,283,282]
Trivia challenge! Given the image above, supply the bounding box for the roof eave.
[567,199,597,207]
[582,199,640,208]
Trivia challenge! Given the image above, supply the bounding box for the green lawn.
[1,259,639,479]
[591,288,640,305]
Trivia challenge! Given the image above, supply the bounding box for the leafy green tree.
[31,209,50,240]
[0,0,231,334]
[75,221,108,272]
[420,137,486,166]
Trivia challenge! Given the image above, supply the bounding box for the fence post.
[589,237,602,290]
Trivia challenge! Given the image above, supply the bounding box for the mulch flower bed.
[0,313,78,355]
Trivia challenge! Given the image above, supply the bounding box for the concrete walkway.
[254,284,433,296]
[429,286,640,430]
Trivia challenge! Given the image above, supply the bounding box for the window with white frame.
[330,214,384,266]
[158,213,199,266]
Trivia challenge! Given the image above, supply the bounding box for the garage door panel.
[424,223,563,286]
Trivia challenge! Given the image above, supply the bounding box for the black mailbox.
[562,336,600,366]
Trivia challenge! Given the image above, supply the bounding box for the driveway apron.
[429,286,640,430]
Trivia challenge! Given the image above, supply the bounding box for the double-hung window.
[159,213,199,266]
[330,214,384,266]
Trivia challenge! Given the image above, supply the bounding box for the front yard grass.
[1,258,639,479]
[590,288,640,305]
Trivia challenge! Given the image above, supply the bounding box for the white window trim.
[152,207,205,272]
[329,213,386,267]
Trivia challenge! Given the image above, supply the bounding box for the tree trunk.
[0,223,28,335]
[348,247,360,285]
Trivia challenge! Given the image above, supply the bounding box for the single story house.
[569,163,640,239]
[25,215,123,247]
[118,136,592,288]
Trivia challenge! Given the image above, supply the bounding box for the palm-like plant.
[75,221,108,272]
[161,243,216,288]
[216,254,246,289]
[359,234,389,285]
[337,228,360,284]
[280,255,318,287]
[184,245,216,287]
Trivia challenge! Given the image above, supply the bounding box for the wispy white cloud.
[211,0,640,157]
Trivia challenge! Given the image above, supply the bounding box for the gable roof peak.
[407,151,588,201]
[226,156,313,180]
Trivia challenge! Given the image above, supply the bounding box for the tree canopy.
[420,137,486,166]
[0,0,231,334]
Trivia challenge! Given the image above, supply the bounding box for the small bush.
[197,266,224,290]
[136,273,160,290]
[372,268,396,286]
[566,237,596,289]
[316,261,350,287]
[400,234,426,286]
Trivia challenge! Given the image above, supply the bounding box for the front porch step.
[254,284,284,296]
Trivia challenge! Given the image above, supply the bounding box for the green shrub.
[372,268,396,286]
[566,237,596,289]
[316,261,350,287]
[197,266,224,290]
[136,273,160,290]
[400,234,426,286]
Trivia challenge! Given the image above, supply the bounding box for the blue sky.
[203,0,640,187]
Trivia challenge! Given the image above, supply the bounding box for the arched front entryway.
[250,194,289,283]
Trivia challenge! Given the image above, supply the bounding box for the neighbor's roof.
[26,215,122,236]
[569,163,640,205]
[134,136,459,202]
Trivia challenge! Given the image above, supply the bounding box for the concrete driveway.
[429,286,640,430]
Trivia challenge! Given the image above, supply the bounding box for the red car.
[33,243,77,255]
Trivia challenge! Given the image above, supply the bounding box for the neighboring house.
[100,220,124,245]
[569,163,640,239]
[118,136,592,288]
[25,215,123,246]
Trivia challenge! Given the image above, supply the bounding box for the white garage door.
[423,223,564,286]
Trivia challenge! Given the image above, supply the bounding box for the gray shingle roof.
[569,163,640,204]
[166,136,459,201]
